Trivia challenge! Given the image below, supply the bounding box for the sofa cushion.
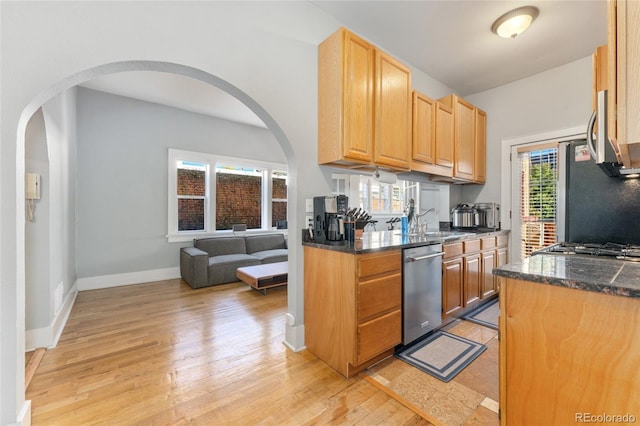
[195,237,247,257]
[207,254,261,286]
[250,249,288,264]
[245,234,287,254]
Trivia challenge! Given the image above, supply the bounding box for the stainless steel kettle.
[451,203,479,229]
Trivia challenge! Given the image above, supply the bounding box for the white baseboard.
[76,267,181,291]
[14,399,31,426]
[284,323,306,352]
[25,282,78,350]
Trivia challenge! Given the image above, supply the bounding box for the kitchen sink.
[393,230,474,241]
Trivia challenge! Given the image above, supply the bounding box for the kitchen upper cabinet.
[474,108,487,184]
[608,0,640,168]
[438,94,486,183]
[412,91,436,165]
[318,27,411,171]
[592,44,608,111]
[375,51,412,170]
[435,103,455,171]
[411,90,454,177]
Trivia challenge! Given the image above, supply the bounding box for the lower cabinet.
[304,246,401,378]
[443,256,463,317]
[464,253,481,306]
[442,233,509,320]
[499,277,640,424]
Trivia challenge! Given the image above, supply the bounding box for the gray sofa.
[180,234,288,289]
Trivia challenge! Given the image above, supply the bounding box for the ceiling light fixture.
[491,6,539,39]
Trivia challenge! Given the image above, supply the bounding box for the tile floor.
[367,319,499,426]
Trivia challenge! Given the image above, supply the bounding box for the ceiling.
[80,1,607,126]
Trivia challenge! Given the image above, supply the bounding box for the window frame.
[167,149,287,242]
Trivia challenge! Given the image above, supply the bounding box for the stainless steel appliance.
[313,195,348,244]
[402,244,444,345]
[474,202,501,231]
[451,204,479,229]
[587,90,640,177]
[533,241,640,261]
[563,140,640,244]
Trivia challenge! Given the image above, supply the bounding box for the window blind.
[520,147,558,258]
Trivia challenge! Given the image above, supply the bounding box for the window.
[271,170,287,228]
[168,149,287,241]
[519,146,558,257]
[177,161,208,231]
[357,176,405,215]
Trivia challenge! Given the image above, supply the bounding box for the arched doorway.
[16,60,300,418]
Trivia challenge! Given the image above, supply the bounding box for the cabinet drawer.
[358,273,401,321]
[497,234,508,247]
[481,237,496,250]
[357,309,401,363]
[444,242,463,258]
[463,239,481,253]
[358,250,400,277]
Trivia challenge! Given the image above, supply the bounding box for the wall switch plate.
[305,198,313,213]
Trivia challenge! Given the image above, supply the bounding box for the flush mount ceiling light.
[491,6,539,39]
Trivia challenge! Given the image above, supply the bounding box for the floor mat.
[462,298,499,330]
[395,330,487,383]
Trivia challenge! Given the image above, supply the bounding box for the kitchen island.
[494,254,640,425]
[303,229,508,377]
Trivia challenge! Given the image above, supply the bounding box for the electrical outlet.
[306,215,314,228]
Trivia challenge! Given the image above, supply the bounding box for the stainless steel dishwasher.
[402,244,444,345]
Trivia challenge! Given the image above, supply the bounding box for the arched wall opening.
[15,59,301,413]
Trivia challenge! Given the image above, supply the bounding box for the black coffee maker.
[313,195,348,244]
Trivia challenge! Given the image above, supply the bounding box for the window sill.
[167,229,288,243]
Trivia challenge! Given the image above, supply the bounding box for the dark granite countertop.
[494,254,640,299]
[302,229,509,254]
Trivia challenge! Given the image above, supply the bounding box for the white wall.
[464,56,593,206]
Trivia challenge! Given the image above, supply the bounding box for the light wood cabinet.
[607,0,640,168]
[318,27,411,171]
[474,108,487,183]
[499,277,640,424]
[304,246,401,378]
[412,91,436,165]
[464,253,481,306]
[375,51,412,170]
[437,94,486,183]
[443,255,464,317]
[411,90,454,177]
[442,234,508,319]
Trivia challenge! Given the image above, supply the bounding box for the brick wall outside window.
[177,168,287,231]
[178,169,205,231]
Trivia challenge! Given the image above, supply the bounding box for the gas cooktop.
[533,242,640,261]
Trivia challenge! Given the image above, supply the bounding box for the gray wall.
[76,87,285,278]
[464,56,593,206]
[25,110,51,331]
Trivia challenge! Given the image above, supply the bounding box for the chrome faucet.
[415,208,438,234]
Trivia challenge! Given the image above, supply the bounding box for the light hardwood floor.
[27,279,432,425]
